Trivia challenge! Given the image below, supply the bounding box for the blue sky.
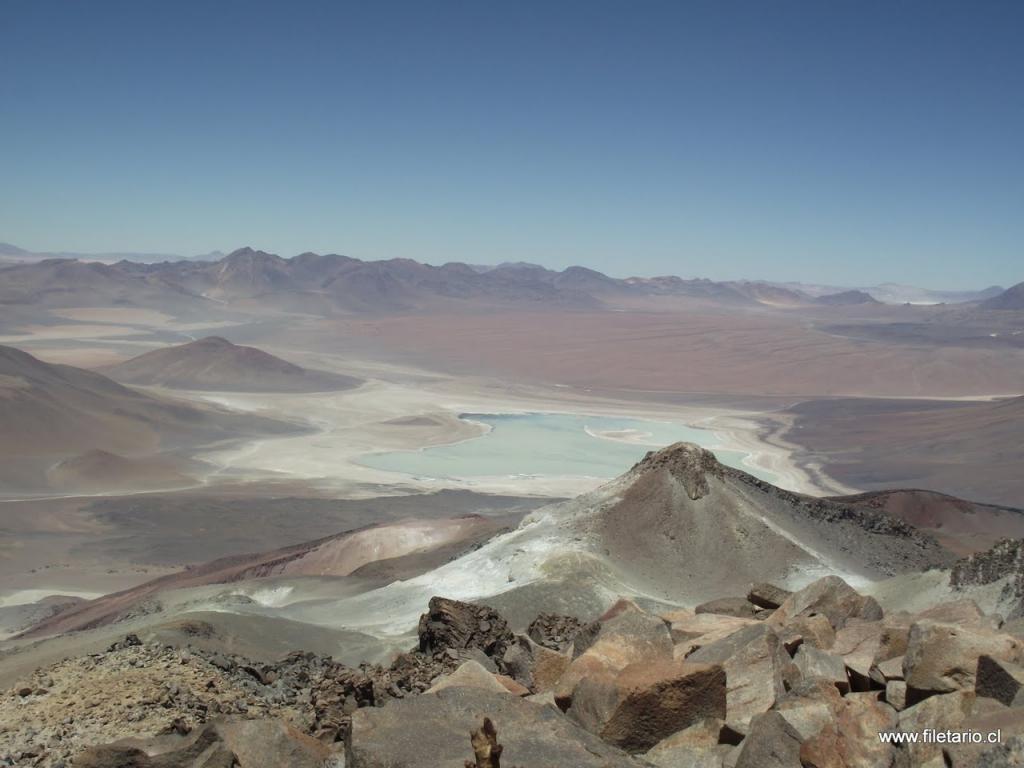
[1,1,1020,287]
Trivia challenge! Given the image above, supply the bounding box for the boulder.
[553,603,673,705]
[734,711,803,768]
[774,679,844,741]
[567,660,726,753]
[667,612,759,648]
[425,660,510,695]
[876,655,905,681]
[767,576,882,632]
[747,583,792,610]
[417,596,513,660]
[885,680,908,710]
[793,645,849,693]
[915,599,998,629]
[646,742,732,768]
[778,614,836,653]
[695,597,767,620]
[976,654,1024,707]
[346,685,645,767]
[944,708,1024,767]
[903,621,1024,703]
[688,623,788,734]
[897,690,976,766]
[799,692,897,768]
[531,645,571,693]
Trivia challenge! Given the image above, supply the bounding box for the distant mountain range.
[1,243,1016,313]
[767,279,1005,305]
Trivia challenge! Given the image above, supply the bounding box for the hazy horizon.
[2,1,1021,287]
[1,238,1011,292]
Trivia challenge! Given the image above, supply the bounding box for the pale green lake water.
[358,412,778,484]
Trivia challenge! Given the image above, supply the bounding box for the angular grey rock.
[734,711,802,768]
[747,583,792,610]
[346,686,645,767]
[886,680,908,711]
[976,654,1024,707]
[793,645,849,694]
[688,623,788,734]
[903,620,1024,703]
[767,576,883,632]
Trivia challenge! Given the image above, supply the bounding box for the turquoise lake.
[358,412,777,484]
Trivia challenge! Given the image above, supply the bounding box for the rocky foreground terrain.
[5,573,1024,767]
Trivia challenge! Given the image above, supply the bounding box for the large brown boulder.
[425,660,510,695]
[799,692,898,768]
[944,707,1024,767]
[667,612,759,655]
[553,602,673,705]
[831,616,909,689]
[417,596,513,660]
[915,599,999,629]
[767,576,882,632]
[687,623,788,734]
[346,685,645,767]
[903,621,1024,703]
[897,690,976,766]
[567,660,726,753]
[778,614,836,653]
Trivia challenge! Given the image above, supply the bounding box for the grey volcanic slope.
[981,280,1024,310]
[101,336,361,392]
[222,443,953,637]
[574,443,951,603]
[0,345,299,489]
[782,395,1024,507]
[21,514,518,638]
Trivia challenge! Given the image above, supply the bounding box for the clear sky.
[1,1,1021,287]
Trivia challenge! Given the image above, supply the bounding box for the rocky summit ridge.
[6,575,1024,767]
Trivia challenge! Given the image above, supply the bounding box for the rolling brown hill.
[101,336,361,392]
[0,344,299,490]
[828,489,1024,556]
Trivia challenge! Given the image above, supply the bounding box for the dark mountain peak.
[632,442,724,500]
[222,247,282,263]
